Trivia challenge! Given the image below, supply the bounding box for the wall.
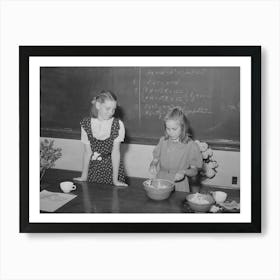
[44,137,240,188]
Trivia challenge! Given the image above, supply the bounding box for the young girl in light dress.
[149,107,202,192]
[74,90,128,187]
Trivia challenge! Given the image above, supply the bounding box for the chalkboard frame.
[30,45,258,151]
[20,46,261,233]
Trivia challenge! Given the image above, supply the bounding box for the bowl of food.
[186,192,215,213]
[143,179,175,201]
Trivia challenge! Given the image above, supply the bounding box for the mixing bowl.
[143,179,175,201]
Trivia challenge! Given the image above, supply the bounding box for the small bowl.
[143,179,175,201]
[186,193,215,213]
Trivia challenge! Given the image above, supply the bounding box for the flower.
[40,139,62,180]
[195,140,218,179]
[91,151,102,161]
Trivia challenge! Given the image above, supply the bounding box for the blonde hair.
[163,107,191,143]
[90,90,117,117]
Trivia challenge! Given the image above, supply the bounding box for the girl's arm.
[149,137,163,175]
[149,158,159,175]
[185,166,199,177]
[174,167,198,182]
[73,143,91,181]
[150,158,159,166]
[175,141,203,181]
[111,141,128,187]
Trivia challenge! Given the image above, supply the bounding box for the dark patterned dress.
[80,117,126,185]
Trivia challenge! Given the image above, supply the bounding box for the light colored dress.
[153,137,203,192]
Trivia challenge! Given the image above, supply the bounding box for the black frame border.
[20,46,261,233]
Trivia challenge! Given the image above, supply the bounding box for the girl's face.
[165,119,182,141]
[96,99,117,120]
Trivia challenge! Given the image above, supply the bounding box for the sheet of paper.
[40,190,77,212]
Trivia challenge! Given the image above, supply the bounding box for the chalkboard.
[40,67,240,149]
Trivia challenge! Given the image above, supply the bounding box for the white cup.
[212,191,227,204]
[60,181,76,193]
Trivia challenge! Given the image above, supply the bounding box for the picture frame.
[20,46,261,233]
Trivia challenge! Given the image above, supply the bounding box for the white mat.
[40,190,77,212]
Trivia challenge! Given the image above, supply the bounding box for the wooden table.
[41,169,240,213]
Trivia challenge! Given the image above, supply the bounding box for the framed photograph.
[20,46,261,233]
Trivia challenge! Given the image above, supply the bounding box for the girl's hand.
[73,176,87,182]
[113,180,128,187]
[174,172,185,182]
[149,164,158,175]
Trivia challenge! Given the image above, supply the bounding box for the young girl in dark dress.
[74,90,128,187]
